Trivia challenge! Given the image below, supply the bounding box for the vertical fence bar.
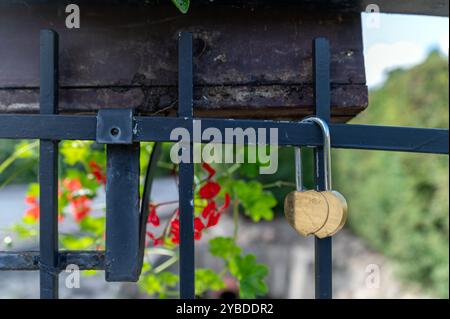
[39,29,59,299]
[178,32,195,299]
[313,37,333,299]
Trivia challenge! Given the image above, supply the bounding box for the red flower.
[153,237,164,246]
[146,232,164,247]
[171,218,180,231]
[202,163,216,179]
[219,193,231,212]
[147,204,160,227]
[171,231,180,244]
[89,161,106,185]
[25,195,37,205]
[205,193,230,228]
[201,201,217,218]
[169,216,206,243]
[25,205,40,221]
[170,218,180,244]
[62,178,82,192]
[207,212,221,228]
[194,217,205,240]
[24,195,39,221]
[70,196,91,222]
[199,181,221,199]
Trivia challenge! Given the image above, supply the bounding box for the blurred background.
[0,13,448,299]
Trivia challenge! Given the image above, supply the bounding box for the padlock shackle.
[301,117,332,190]
[295,147,303,191]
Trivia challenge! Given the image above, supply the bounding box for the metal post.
[99,109,141,282]
[39,29,59,299]
[105,143,141,282]
[178,31,195,299]
[313,37,333,299]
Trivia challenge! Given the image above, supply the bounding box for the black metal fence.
[0,30,448,299]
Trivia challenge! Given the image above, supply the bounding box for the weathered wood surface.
[0,1,371,121]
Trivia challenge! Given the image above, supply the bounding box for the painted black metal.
[0,115,447,154]
[313,38,332,299]
[0,251,105,271]
[38,29,59,299]
[105,142,141,282]
[0,29,448,300]
[178,32,196,299]
[96,109,134,144]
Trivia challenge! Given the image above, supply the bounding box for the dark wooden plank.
[0,3,365,87]
[1,1,447,17]
[0,85,367,121]
[0,1,368,119]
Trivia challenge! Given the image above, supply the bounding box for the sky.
[361,13,449,89]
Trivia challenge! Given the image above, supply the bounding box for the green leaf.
[14,141,38,159]
[209,237,241,261]
[139,274,163,295]
[60,141,91,166]
[22,215,38,225]
[159,272,179,288]
[0,141,38,175]
[26,183,40,197]
[60,236,94,250]
[79,216,105,236]
[233,180,276,222]
[238,162,260,178]
[229,254,268,299]
[195,269,225,296]
[10,223,37,238]
[141,261,152,275]
[171,0,190,14]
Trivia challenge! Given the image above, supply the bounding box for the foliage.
[0,140,38,186]
[1,140,276,298]
[170,0,190,14]
[333,52,449,297]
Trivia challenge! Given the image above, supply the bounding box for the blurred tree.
[334,51,449,297]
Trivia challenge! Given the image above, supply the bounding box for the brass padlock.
[284,147,329,236]
[302,117,348,239]
[284,117,348,238]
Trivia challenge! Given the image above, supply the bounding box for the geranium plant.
[2,140,281,298]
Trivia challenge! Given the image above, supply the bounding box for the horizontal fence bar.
[0,114,448,154]
[0,251,105,271]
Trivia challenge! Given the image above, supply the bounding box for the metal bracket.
[96,108,141,282]
[96,109,134,144]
